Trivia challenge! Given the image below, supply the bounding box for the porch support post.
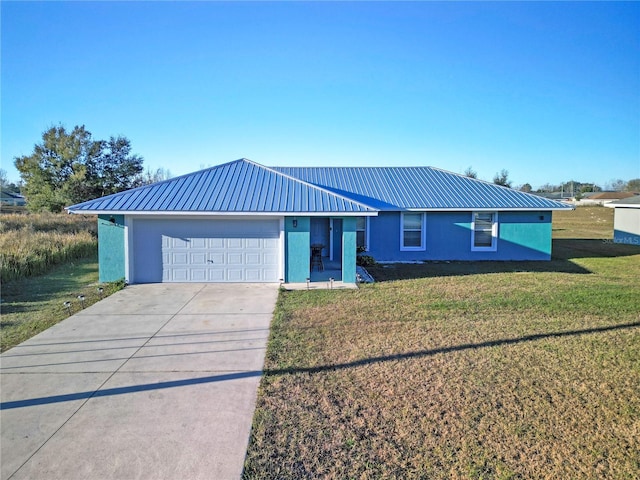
[341,217,357,283]
[285,216,311,283]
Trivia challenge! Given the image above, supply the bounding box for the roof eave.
[66,209,379,216]
[405,206,575,212]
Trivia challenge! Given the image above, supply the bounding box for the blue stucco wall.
[285,217,310,282]
[98,214,126,282]
[341,217,357,283]
[367,211,552,261]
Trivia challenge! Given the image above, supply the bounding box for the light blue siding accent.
[341,217,357,283]
[367,211,552,261]
[285,217,310,282]
[499,212,552,260]
[98,214,125,282]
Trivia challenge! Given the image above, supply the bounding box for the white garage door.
[132,218,281,283]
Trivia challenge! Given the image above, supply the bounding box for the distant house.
[579,191,638,206]
[67,158,573,284]
[605,196,640,245]
[0,191,26,207]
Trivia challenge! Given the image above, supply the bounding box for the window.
[472,212,498,251]
[401,212,426,251]
[356,217,368,251]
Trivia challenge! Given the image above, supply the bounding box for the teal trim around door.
[98,214,125,283]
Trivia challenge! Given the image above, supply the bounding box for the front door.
[331,218,343,261]
[310,218,330,256]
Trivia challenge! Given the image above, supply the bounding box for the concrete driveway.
[0,283,278,480]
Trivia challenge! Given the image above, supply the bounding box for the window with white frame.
[356,217,368,251]
[401,212,426,251]
[472,212,498,251]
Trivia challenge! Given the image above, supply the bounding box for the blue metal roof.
[67,159,573,214]
[67,159,377,214]
[274,166,573,211]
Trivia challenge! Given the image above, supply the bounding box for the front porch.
[310,257,342,282]
[284,216,358,284]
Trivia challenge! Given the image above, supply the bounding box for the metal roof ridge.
[259,162,380,212]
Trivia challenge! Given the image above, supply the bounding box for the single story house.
[1,190,27,207]
[578,191,638,206]
[605,196,640,245]
[67,158,573,284]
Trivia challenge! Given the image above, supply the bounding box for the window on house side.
[472,212,498,251]
[401,212,426,251]
[356,217,368,250]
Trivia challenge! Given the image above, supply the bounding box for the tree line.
[464,166,640,195]
[5,126,638,212]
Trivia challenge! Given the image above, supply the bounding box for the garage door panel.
[172,252,188,264]
[172,237,189,248]
[245,238,261,248]
[209,253,225,265]
[134,218,281,283]
[209,238,224,248]
[227,253,243,265]
[171,269,189,282]
[245,253,261,265]
[264,254,278,265]
[263,269,279,282]
[208,269,225,281]
[190,252,207,265]
[227,238,243,249]
[190,269,207,282]
[245,269,261,281]
[227,269,243,282]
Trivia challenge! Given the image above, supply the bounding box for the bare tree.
[464,166,477,178]
[136,167,173,186]
[605,179,626,191]
[624,178,640,192]
[493,169,511,188]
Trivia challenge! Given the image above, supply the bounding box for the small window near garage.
[472,212,498,251]
[401,212,426,251]
[356,217,368,251]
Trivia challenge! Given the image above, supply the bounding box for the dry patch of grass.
[0,213,97,283]
[553,204,613,239]
[244,206,640,479]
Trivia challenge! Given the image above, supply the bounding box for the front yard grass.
[0,253,124,352]
[244,207,640,479]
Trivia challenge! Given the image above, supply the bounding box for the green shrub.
[356,254,376,267]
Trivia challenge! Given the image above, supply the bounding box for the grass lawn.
[0,252,124,352]
[244,207,640,479]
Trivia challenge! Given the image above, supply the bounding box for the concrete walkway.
[1,283,278,480]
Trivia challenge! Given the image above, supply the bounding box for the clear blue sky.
[2,1,639,189]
